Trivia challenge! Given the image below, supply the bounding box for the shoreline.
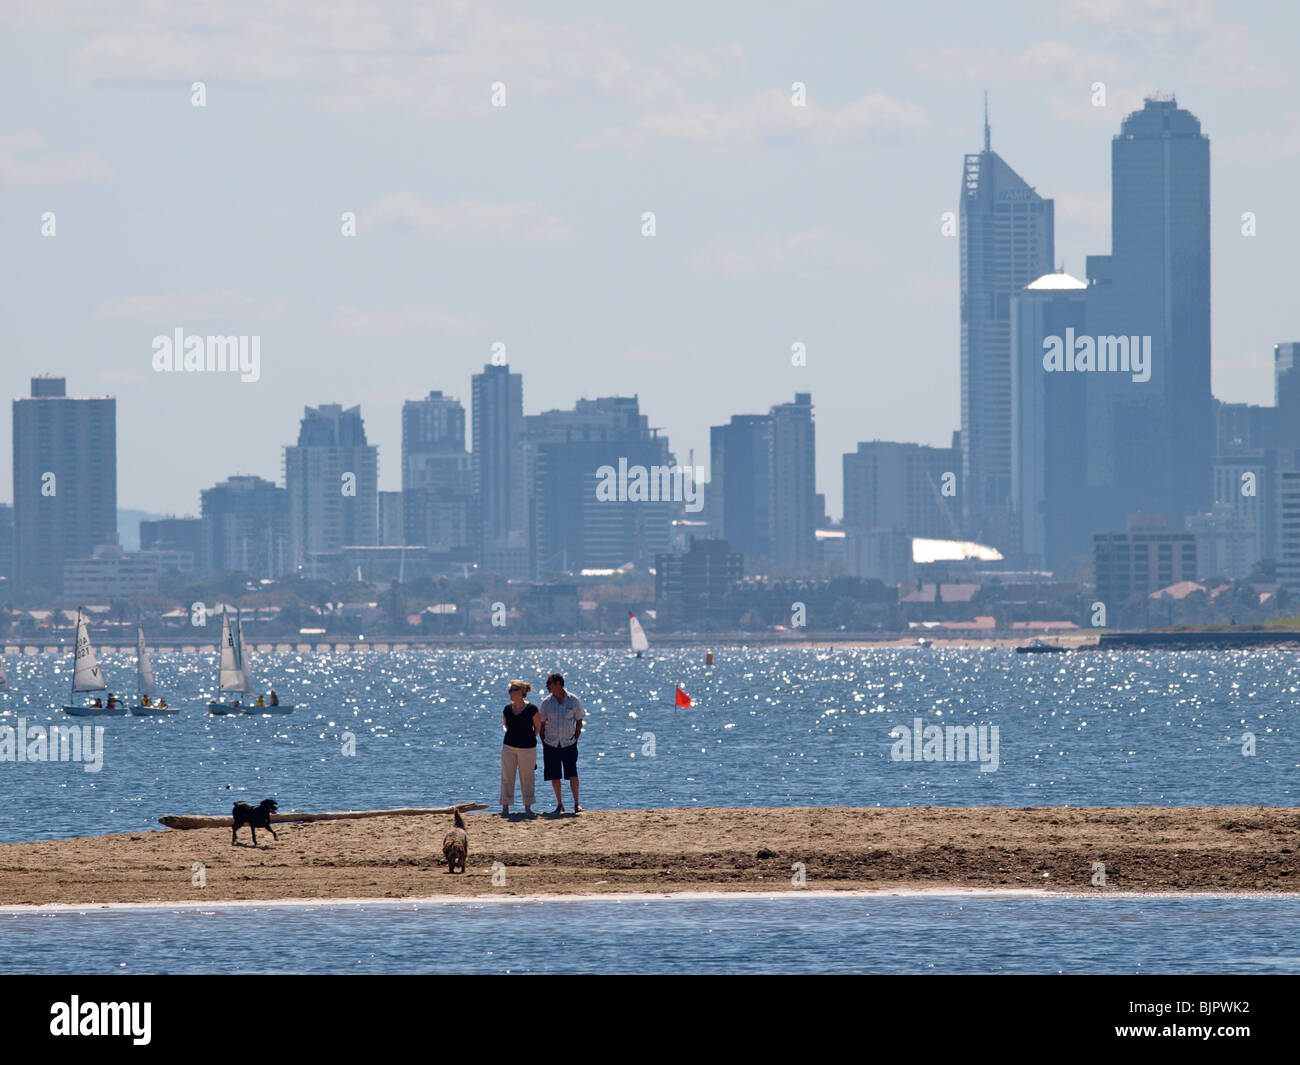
[7,886,1296,915]
[9,631,1300,654]
[2,806,1296,907]
[3,634,1092,654]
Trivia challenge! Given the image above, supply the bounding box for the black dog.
[232,798,279,846]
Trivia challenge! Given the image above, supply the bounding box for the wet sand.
[0,806,1296,907]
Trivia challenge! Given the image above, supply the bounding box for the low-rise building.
[655,538,744,620]
[63,544,159,599]
[1094,514,1198,605]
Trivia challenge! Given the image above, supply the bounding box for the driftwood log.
[159,802,487,829]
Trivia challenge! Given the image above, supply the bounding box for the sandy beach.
[0,805,1296,907]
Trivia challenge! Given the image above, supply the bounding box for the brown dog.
[442,808,468,873]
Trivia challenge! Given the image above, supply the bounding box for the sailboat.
[208,609,247,714]
[628,611,650,659]
[237,609,291,713]
[0,653,8,693]
[209,609,291,714]
[62,608,125,716]
[130,625,175,714]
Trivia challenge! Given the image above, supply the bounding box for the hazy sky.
[2,0,1297,519]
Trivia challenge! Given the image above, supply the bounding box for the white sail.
[72,610,107,692]
[218,611,245,692]
[237,610,255,692]
[136,625,155,695]
[629,612,649,653]
[0,656,8,692]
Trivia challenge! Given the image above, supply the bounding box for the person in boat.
[142,694,151,708]
[91,697,102,709]
[106,693,116,710]
[256,695,265,707]
[157,698,167,709]
[501,680,541,817]
[269,689,279,706]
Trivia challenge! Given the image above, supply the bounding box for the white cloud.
[325,304,482,335]
[1062,0,1215,37]
[583,89,927,153]
[365,194,572,244]
[689,228,875,278]
[911,40,1125,84]
[5,1,744,119]
[0,131,113,184]
[94,291,269,322]
[1219,118,1300,164]
[1059,1,1283,89]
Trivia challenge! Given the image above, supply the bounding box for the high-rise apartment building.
[200,474,290,576]
[959,108,1055,548]
[401,390,474,554]
[1276,343,1300,449]
[283,404,379,570]
[768,393,817,573]
[842,440,961,542]
[525,396,678,574]
[471,365,529,577]
[0,503,13,584]
[710,394,817,576]
[1277,470,1300,590]
[710,414,773,567]
[11,376,117,593]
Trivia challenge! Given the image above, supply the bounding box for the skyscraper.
[710,414,773,567]
[283,404,379,571]
[1276,343,1300,449]
[959,104,1055,549]
[709,394,817,576]
[11,376,117,593]
[471,364,529,577]
[768,393,817,572]
[1010,273,1090,571]
[0,503,12,584]
[1086,96,1211,530]
[401,390,474,552]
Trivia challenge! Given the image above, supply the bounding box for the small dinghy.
[129,625,176,714]
[209,609,292,714]
[628,611,651,659]
[62,609,128,717]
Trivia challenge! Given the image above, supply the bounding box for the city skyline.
[2,1,1297,518]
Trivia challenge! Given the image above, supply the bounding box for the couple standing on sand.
[500,672,585,817]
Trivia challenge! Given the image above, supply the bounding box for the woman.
[501,680,541,816]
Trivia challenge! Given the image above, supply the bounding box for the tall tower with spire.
[959,97,1054,550]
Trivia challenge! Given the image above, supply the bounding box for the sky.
[2,0,1297,520]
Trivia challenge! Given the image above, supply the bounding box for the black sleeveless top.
[503,703,539,748]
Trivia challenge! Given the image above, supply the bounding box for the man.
[538,672,584,814]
